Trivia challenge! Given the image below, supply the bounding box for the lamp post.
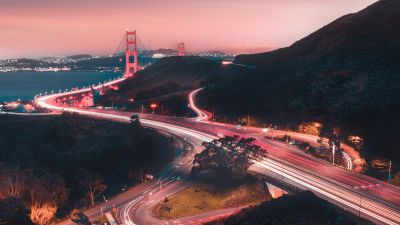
[359,192,362,217]
[332,143,336,165]
[388,160,392,183]
[150,103,157,114]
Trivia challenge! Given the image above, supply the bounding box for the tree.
[70,209,92,225]
[26,170,68,207]
[0,165,27,198]
[79,170,107,206]
[192,135,268,179]
[0,197,34,225]
[29,203,57,225]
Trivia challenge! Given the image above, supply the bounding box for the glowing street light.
[150,103,157,113]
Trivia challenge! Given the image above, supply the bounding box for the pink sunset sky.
[0,0,377,59]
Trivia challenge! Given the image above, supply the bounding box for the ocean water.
[0,71,122,102]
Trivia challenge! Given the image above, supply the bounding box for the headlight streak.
[36,84,400,225]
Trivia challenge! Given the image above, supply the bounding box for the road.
[36,82,400,225]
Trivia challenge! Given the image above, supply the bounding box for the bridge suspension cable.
[112,30,148,77]
[113,33,126,56]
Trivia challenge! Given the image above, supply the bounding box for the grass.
[153,174,271,219]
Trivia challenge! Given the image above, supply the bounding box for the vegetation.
[206,191,372,225]
[135,82,182,101]
[0,113,175,224]
[154,136,270,219]
[70,209,92,225]
[192,136,268,179]
[0,197,34,225]
[154,175,270,219]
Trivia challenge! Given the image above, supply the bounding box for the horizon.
[0,0,377,59]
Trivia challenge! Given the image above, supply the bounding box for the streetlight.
[388,160,392,183]
[150,103,157,114]
[359,193,361,217]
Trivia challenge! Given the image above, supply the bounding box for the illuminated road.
[37,83,400,225]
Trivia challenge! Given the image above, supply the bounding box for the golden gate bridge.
[36,30,186,108]
[113,30,186,78]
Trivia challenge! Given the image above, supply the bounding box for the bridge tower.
[124,30,138,78]
[178,42,185,57]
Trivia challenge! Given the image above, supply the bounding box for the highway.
[36,82,400,225]
[43,80,235,225]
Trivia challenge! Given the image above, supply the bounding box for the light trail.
[253,160,399,224]
[36,84,400,225]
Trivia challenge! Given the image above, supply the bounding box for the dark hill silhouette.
[106,56,251,99]
[235,0,400,67]
[199,0,400,162]
[67,54,92,60]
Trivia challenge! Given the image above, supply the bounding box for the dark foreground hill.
[0,113,175,222]
[206,191,372,225]
[199,0,400,162]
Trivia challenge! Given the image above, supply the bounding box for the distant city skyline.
[0,0,377,59]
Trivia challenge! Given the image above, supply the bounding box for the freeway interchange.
[36,79,400,225]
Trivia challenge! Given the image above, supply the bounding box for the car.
[130,114,139,122]
[130,114,140,124]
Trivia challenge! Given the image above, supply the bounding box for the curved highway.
[36,81,400,225]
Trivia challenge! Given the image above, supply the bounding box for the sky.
[0,0,378,59]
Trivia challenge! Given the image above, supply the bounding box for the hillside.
[199,0,400,163]
[0,113,175,221]
[67,54,92,60]
[99,56,251,115]
[206,191,372,225]
[118,56,250,96]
